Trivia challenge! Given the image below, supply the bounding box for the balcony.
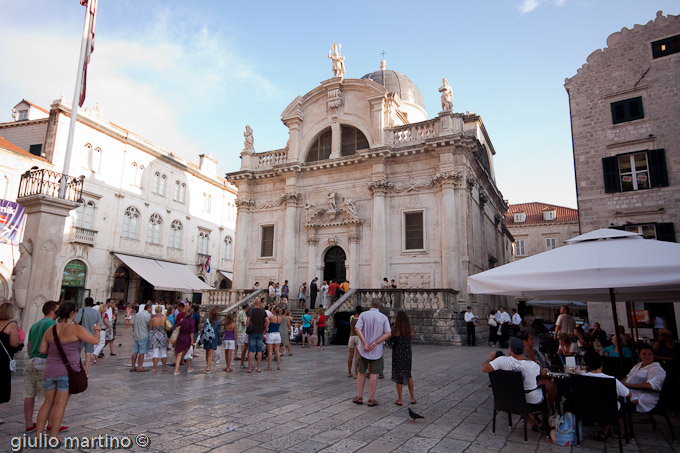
[71,226,97,245]
[18,168,84,202]
[197,253,211,267]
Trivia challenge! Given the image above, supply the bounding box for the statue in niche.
[327,192,337,211]
[342,196,357,218]
[243,125,254,151]
[328,43,346,78]
[11,239,32,309]
[439,78,453,112]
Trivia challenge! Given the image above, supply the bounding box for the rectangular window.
[602,149,668,193]
[652,34,680,59]
[621,223,676,243]
[260,225,274,257]
[545,237,557,251]
[513,212,526,223]
[515,239,526,257]
[29,144,42,156]
[611,97,644,124]
[404,211,424,250]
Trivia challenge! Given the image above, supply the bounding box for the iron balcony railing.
[18,167,84,203]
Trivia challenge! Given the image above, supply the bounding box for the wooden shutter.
[655,223,676,243]
[602,157,621,193]
[648,149,669,188]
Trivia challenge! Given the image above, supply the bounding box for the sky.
[0,1,677,209]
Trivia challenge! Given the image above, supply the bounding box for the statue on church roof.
[439,78,453,112]
[244,125,254,151]
[328,43,346,78]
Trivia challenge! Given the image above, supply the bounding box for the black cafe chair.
[569,374,628,453]
[601,356,634,380]
[627,376,676,442]
[488,370,549,443]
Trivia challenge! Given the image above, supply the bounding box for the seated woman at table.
[589,322,609,347]
[601,334,632,359]
[557,333,578,356]
[623,344,666,413]
[520,332,557,409]
[582,350,631,441]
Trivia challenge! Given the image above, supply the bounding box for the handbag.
[245,324,253,335]
[165,318,173,332]
[169,327,181,344]
[0,339,16,372]
[51,325,88,395]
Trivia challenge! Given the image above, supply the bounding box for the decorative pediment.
[259,192,301,209]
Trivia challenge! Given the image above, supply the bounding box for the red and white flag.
[79,0,97,107]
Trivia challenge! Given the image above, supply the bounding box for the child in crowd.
[293,323,302,345]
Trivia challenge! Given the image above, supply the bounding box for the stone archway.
[323,246,346,283]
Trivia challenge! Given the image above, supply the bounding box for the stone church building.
[228,52,513,308]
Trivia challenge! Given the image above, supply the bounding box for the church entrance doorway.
[323,246,346,283]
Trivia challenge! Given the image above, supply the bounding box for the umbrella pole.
[609,288,626,378]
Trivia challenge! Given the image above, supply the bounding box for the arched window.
[92,147,102,172]
[147,213,163,244]
[169,220,183,249]
[74,201,95,230]
[122,206,140,239]
[341,126,369,156]
[136,164,145,187]
[306,128,332,162]
[198,231,210,255]
[173,180,186,202]
[160,174,166,196]
[152,172,160,194]
[203,193,211,213]
[224,235,233,260]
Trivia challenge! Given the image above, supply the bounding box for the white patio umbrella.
[468,228,680,372]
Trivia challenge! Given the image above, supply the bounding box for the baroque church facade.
[228,51,513,308]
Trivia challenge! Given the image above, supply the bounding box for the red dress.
[174,317,195,353]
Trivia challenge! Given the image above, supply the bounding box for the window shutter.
[655,223,676,243]
[602,157,621,193]
[647,149,669,188]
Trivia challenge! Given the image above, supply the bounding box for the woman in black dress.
[391,310,416,405]
[0,302,21,424]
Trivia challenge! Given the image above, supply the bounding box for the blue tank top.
[268,322,281,333]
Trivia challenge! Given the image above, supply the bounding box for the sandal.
[352,397,363,405]
[595,431,610,442]
[367,399,379,407]
[395,401,403,406]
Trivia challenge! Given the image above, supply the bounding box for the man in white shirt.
[482,338,543,428]
[353,298,391,407]
[498,307,511,348]
[464,306,477,346]
[511,308,522,338]
[554,305,576,340]
[582,350,630,439]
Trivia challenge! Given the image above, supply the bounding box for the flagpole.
[59,3,94,199]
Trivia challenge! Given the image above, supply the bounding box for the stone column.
[233,198,254,289]
[329,122,342,159]
[282,116,302,163]
[14,195,79,331]
[348,230,361,286]
[436,171,464,291]
[281,192,300,284]
[368,179,391,287]
[307,236,318,284]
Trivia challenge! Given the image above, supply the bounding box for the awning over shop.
[219,271,233,281]
[114,253,213,292]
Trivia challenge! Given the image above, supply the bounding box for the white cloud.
[519,0,541,14]
[0,8,278,163]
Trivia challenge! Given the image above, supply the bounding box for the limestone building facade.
[504,202,579,259]
[565,11,680,336]
[0,98,237,317]
[227,55,513,310]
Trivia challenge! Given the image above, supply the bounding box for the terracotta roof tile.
[505,202,578,226]
[0,135,50,163]
[22,99,50,115]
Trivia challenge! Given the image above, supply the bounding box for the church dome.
[361,68,425,110]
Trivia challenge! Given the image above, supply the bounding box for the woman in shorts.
[264,308,283,370]
[222,313,236,372]
[148,306,169,372]
[347,306,362,377]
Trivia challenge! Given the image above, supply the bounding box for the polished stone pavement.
[1,324,677,453]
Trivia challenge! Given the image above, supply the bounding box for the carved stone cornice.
[348,232,361,243]
[259,192,301,209]
[434,171,464,189]
[368,179,393,195]
[307,236,319,245]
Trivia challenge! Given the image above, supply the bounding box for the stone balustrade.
[203,289,256,307]
[389,119,440,144]
[257,149,287,168]
[71,226,97,245]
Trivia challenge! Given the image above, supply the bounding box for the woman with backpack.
[202,307,222,374]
